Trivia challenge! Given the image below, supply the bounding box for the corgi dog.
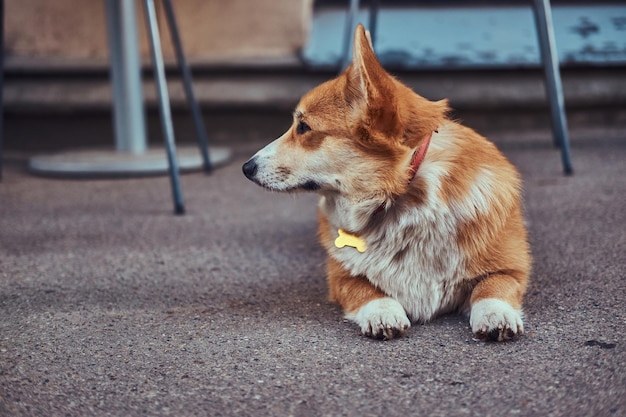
[242,24,531,341]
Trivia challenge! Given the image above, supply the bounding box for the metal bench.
[340,0,573,175]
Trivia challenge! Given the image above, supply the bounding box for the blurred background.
[2,0,626,153]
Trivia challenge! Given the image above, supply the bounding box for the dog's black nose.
[242,158,258,180]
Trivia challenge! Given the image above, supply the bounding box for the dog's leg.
[469,273,526,341]
[327,257,410,340]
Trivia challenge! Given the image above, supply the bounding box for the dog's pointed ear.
[345,24,383,106]
[345,24,398,134]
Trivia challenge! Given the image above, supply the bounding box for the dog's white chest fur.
[320,190,469,322]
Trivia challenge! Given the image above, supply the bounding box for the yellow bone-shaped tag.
[335,229,367,253]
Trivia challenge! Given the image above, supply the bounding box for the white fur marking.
[347,297,411,339]
[449,168,496,221]
[322,149,469,321]
[470,298,524,340]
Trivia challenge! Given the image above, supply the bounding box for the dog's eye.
[296,121,311,135]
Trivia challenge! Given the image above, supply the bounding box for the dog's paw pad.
[470,298,524,342]
[351,298,410,340]
[477,324,517,342]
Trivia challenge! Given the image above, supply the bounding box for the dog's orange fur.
[326,256,386,314]
[243,24,531,341]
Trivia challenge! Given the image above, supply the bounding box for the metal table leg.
[162,0,212,173]
[0,0,4,181]
[105,0,147,155]
[340,0,360,72]
[26,0,231,213]
[368,0,380,49]
[29,0,209,183]
[533,0,573,175]
[143,0,185,215]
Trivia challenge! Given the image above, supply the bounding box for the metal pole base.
[28,146,231,178]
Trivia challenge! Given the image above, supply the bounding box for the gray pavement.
[1,126,625,416]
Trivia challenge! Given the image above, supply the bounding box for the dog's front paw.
[470,298,524,341]
[350,297,410,340]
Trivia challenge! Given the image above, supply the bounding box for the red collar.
[407,132,432,182]
[373,132,433,216]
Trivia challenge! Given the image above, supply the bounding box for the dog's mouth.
[298,180,321,191]
[260,179,321,193]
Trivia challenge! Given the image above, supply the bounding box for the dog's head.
[243,24,447,201]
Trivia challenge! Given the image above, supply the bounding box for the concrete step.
[5,66,625,112]
[4,65,625,152]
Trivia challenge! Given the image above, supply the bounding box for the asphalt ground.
[0,126,625,416]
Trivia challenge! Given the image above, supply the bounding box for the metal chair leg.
[340,0,360,72]
[368,0,380,49]
[161,0,212,173]
[143,0,185,214]
[533,0,573,175]
[0,0,4,181]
